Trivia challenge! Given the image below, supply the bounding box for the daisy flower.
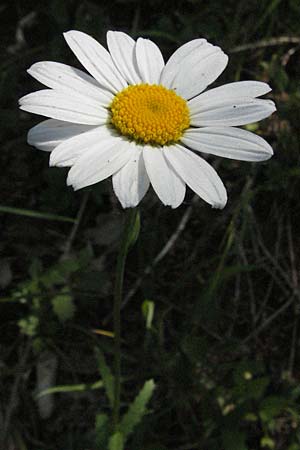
[19,31,276,209]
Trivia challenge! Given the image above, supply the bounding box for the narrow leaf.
[120,379,155,439]
[95,347,114,407]
[108,432,124,450]
[95,413,110,449]
[0,205,76,222]
[35,379,103,398]
[142,300,155,329]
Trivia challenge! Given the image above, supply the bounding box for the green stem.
[113,207,138,430]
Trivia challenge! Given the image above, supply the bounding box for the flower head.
[19,31,276,209]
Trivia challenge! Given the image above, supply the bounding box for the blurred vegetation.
[1,0,300,449]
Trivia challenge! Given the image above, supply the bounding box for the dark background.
[1,0,300,449]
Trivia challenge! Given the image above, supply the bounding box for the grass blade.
[35,379,103,398]
[95,347,114,407]
[0,205,76,223]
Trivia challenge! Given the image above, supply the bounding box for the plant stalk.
[113,207,138,430]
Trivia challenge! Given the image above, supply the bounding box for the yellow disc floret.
[110,84,190,146]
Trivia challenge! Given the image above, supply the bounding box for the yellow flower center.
[110,84,190,146]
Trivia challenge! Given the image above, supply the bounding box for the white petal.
[188,81,271,114]
[182,127,273,161]
[190,97,276,127]
[67,136,133,190]
[27,119,96,151]
[107,31,141,85]
[188,81,272,114]
[143,146,185,208]
[63,30,127,93]
[164,145,227,209]
[135,38,164,84]
[112,146,150,207]
[27,62,113,106]
[160,39,208,87]
[50,125,115,166]
[160,39,228,99]
[19,89,108,125]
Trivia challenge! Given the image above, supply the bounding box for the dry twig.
[230,36,300,53]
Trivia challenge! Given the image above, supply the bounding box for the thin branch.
[63,191,90,257]
[281,45,300,66]
[229,36,300,53]
[242,211,300,344]
[254,209,284,322]
[242,295,294,344]
[250,209,300,299]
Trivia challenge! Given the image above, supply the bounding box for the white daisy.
[19,30,276,209]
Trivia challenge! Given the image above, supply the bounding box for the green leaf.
[142,300,155,329]
[120,379,155,439]
[18,315,39,337]
[232,376,269,401]
[52,293,75,322]
[95,347,114,407]
[95,413,110,449]
[108,431,124,450]
[244,412,258,422]
[35,379,103,398]
[261,435,275,449]
[41,258,83,287]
